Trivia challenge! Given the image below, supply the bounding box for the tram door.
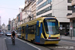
[35,21,42,43]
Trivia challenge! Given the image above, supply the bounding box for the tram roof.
[18,17,56,27]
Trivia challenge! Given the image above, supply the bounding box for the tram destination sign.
[47,20,56,22]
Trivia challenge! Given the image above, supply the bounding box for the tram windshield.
[44,19,59,35]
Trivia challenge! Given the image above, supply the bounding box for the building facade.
[22,0,36,23]
[67,0,75,37]
[36,0,72,34]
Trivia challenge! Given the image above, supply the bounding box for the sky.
[0,0,25,26]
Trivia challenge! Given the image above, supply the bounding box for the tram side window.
[20,28,21,34]
[24,27,26,34]
[28,26,31,34]
[28,25,36,34]
[22,26,25,33]
[25,26,28,34]
[25,27,26,33]
[34,25,36,34]
[44,20,48,33]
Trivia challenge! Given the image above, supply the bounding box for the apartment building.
[36,0,72,34]
[22,0,36,23]
[67,0,75,37]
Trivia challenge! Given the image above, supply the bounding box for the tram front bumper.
[45,39,60,41]
[40,38,60,44]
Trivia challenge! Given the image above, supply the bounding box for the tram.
[17,17,60,44]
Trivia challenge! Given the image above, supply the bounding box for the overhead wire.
[0,7,18,10]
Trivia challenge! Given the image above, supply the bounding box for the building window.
[37,6,52,16]
[67,13,72,16]
[73,20,75,27]
[68,6,72,10]
[68,0,71,3]
[37,0,52,10]
[72,5,75,13]
[47,0,52,4]
[37,1,47,10]
[37,0,43,5]
[67,25,69,29]
[42,13,52,17]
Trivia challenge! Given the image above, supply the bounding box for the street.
[5,36,39,50]
[0,0,75,50]
[0,35,75,50]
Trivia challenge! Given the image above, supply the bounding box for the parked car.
[0,32,4,35]
[0,32,3,36]
[6,32,11,36]
[65,32,69,36]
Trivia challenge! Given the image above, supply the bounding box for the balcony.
[72,0,75,5]
[72,13,75,17]
[67,15,72,19]
[67,13,75,19]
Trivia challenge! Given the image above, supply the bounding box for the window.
[25,26,28,34]
[37,0,43,5]
[44,19,59,34]
[28,25,36,34]
[22,26,25,33]
[37,0,52,10]
[67,13,72,16]
[37,6,52,16]
[42,13,52,17]
[37,1,47,10]
[68,0,71,3]
[47,0,52,4]
[72,5,75,13]
[73,20,75,28]
[67,25,69,29]
[68,6,72,10]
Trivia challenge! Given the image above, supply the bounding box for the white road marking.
[17,38,41,50]
[4,38,6,39]
[8,38,11,39]
[4,38,7,50]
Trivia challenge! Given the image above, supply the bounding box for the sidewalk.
[0,36,7,50]
[61,35,75,41]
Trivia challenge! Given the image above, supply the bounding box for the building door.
[60,23,69,35]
